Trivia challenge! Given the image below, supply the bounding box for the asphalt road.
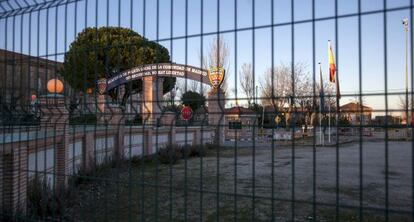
[213,140,413,220]
[68,141,414,221]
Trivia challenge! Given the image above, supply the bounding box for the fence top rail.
[0,125,215,145]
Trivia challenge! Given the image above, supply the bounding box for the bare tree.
[261,62,335,129]
[177,78,200,93]
[261,63,308,109]
[398,95,413,123]
[239,63,254,107]
[188,80,200,92]
[163,86,178,107]
[324,85,336,109]
[175,78,208,98]
[350,95,367,105]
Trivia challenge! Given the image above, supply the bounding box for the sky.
[0,0,413,116]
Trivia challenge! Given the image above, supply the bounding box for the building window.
[38,77,41,91]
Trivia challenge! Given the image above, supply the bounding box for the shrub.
[125,114,142,125]
[130,155,156,165]
[69,114,97,125]
[69,156,119,185]
[19,114,40,125]
[205,143,218,150]
[27,176,74,220]
[339,116,351,127]
[0,113,40,126]
[157,144,183,164]
[181,145,206,158]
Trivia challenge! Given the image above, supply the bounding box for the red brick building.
[224,106,259,141]
[0,49,64,112]
[340,102,373,125]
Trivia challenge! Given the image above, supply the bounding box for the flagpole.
[337,93,340,143]
[319,62,323,146]
[329,100,331,143]
[320,105,322,145]
[335,69,340,143]
[403,18,409,134]
[328,40,340,143]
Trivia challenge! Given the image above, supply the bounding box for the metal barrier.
[1,0,414,221]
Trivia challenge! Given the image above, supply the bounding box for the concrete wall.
[67,141,82,175]
[372,128,411,140]
[123,134,144,158]
[0,125,214,214]
[28,146,55,183]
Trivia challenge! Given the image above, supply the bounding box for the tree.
[261,62,333,130]
[175,79,208,98]
[350,95,367,105]
[398,95,413,124]
[164,86,178,107]
[261,63,309,110]
[239,63,254,107]
[181,91,206,111]
[61,27,176,105]
[188,80,200,92]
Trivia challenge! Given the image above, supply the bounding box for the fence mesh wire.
[1,0,414,221]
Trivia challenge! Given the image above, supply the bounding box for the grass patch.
[317,208,412,222]
[205,205,252,222]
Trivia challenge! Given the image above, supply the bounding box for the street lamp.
[257,85,265,139]
[402,18,409,129]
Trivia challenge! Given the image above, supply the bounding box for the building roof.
[225,106,257,115]
[340,102,373,112]
[0,49,63,68]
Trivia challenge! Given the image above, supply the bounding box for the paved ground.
[67,141,413,221]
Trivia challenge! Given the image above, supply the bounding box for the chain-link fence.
[1,0,414,221]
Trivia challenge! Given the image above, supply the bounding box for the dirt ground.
[66,141,413,221]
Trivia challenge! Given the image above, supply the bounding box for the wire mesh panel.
[0,0,414,221]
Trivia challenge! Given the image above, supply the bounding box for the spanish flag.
[328,40,341,99]
[328,40,336,83]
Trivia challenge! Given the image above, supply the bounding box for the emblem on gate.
[181,106,193,121]
[97,78,107,95]
[208,66,225,89]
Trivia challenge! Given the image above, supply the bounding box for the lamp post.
[402,18,409,131]
[257,85,265,139]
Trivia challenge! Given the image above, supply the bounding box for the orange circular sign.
[47,78,64,94]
